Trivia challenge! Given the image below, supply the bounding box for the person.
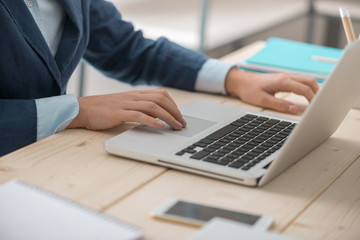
[0,0,318,156]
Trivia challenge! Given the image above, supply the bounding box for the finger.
[277,79,316,102]
[125,100,184,130]
[133,90,187,127]
[259,93,298,114]
[289,75,319,93]
[141,93,186,127]
[141,89,178,106]
[120,110,167,129]
[137,89,177,107]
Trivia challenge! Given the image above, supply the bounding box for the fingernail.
[181,116,187,127]
[155,120,165,128]
[288,104,298,114]
[174,120,183,129]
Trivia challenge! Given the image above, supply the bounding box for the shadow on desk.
[261,136,359,203]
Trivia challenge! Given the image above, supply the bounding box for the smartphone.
[149,198,273,230]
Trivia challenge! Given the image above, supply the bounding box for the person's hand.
[67,89,187,130]
[225,69,319,114]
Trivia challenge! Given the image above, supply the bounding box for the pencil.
[339,7,356,43]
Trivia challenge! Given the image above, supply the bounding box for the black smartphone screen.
[165,200,260,225]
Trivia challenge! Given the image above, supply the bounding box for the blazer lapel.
[55,0,83,73]
[58,0,82,30]
[1,0,61,86]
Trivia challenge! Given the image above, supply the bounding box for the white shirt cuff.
[195,59,234,95]
[35,94,79,141]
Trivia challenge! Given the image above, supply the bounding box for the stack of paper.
[238,37,343,82]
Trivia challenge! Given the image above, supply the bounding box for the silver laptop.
[105,39,360,187]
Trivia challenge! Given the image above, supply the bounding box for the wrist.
[67,97,83,129]
[224,68,244,96]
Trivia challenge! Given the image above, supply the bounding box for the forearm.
[84,0,208,90]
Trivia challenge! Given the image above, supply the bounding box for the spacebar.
[206,125,238,140]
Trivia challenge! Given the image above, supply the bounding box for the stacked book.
[238,37,343,82]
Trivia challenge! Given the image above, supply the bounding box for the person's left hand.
[224,68,319,114]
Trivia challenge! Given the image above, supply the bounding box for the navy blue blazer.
[0,0,208,156]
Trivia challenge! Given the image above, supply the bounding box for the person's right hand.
[67,89,187,131]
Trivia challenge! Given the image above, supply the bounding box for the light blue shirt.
[25,0,233,141]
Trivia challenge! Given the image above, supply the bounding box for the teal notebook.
[241,38,343,80]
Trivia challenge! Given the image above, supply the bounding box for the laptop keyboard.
[175,114,296,171]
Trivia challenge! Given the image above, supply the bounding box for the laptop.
[105,39,360,187]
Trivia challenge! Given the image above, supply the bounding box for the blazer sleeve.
[83,0,208,91]
[0,99,37,156]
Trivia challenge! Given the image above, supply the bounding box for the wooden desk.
[1,42,360,240]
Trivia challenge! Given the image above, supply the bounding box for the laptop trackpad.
[161,115,216,137]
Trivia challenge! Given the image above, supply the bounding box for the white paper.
[0,180,143,240]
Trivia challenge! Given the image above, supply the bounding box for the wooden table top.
[1,41,359,240]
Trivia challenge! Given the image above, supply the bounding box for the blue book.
[239,37,343,81]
